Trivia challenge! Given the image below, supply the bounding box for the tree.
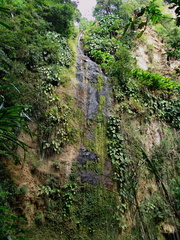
[93,0,123,18]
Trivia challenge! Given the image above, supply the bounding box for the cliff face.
[6,28,178,240]
[134,26,180,78]
[1,10,179,239]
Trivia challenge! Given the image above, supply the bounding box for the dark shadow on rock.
[77,148,99,165]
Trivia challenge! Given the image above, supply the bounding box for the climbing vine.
[107,115,135,230]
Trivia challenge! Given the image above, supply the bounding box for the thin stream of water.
[76,33,110,119]
[75,34,112,188]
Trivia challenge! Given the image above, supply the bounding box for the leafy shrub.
[39,66,61,86]
[91,50,114,64]
[107,115,132,206]
[166,28,180,60]
[98,14,122,37]
[109,44,134,87]
[164,99,180,128]
[0,87,32,162]
[169,179,180,215]
[46,32,74,66]
[140,194,171,223]
[40,3,76,37]
[0,49,12,78]
[132,68,180,91]
[40,104,76,156]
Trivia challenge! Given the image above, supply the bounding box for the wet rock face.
[77,148,113,188]
[76,36,110,119]
[80,170,99,185]
[75,35,113,189]
[77,148,99,165]
[77,148,99,185]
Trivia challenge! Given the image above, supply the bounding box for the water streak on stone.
[76,33,110,119]
[76,34,113,187]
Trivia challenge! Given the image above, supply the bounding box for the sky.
[77,0,96,20]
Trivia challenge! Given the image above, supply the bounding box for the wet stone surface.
[76,35,113,189]
[77,148,113,188]
[77,148,99,165]
[80,170,99,185]
[76,36,111,119]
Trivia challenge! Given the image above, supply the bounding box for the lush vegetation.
[0,0,79,239]
[82,0,180,239]
[0,0,79,157]
[0,0,179,239]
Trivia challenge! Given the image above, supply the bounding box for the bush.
[132,68,180,91]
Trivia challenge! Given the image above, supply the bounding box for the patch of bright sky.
[77,0,96,20]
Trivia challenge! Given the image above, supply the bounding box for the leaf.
[0,84,13,90]
[0,21,10,29]
[0,8,10,15]
[138,22,147,29]
[137,31,144,38]
[123,23,130,35]
[130,22,135,31]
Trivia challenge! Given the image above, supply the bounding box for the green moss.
[95,74,104,91]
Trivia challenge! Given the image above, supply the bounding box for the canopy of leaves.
[93,0,123,17]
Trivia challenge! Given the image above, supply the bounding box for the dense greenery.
[0,0,78,158]
[0,0,179,239]
[82,0,180,239]
[0,0,79,238]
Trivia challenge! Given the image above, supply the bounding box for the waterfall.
[76,33,111,119]
[75,33,112,188]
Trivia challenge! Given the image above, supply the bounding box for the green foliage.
[0,1,179,240]
[79,17,94,32]
[0,161,29,240]
[32,181,120,240]
[0,1,78,238]
[0,6,10,28]
[40,2,76,37]
[0,192,27,240]
[0,87,32,162]
[0,0,77,161]
[91,50,114,64]
[72,185,119,239]
[61,183,77,216]
[97,14,122,36]
[83,19,134,83]
[132,68,180,91]
[169,179,180,215]
[107,115,126,180]
[123,0,164,37]
[82,2,180,238]
[107,115,133,217]
[166,27,180,60]
[0,49,12,77]
[155,18,180,61]
[93,0,122,16]
[109,44,133,86]
[164,99,180,128]
[116,80,180,129]
[39,103,76,156]
[140,143,180,220]
[38,185,61,197]
[140,193,171,223]
[83,15,122,61]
